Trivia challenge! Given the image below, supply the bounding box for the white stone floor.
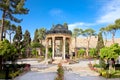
[14,58,120,80]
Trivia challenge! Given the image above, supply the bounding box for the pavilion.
[45,24,72,60]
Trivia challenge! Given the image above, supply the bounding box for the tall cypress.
[96,32,104,54]
[33,29,39,43]
[23,30,31,47]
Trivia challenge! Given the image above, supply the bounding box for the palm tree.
[83,28,96,56]
[37,28,46,44]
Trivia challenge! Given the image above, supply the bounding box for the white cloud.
[97,0,120,24]
[68,22,95,31]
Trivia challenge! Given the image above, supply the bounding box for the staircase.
[52,57,68,64]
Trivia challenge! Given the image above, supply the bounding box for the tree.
[33,29,39,42]
[0,39,17,69]
[23,30,31,47]
[31,42,45,56]
[96,32,104,54]
[89,48,97,58]
[1,20,16,43]
[37,28,46,44]
[83,28,96,56]
[13,26,22,42]
[13,26,23,55]
[72,28,80,58]
[72,28,83,58]
[100,27,108,46]
[0,0,29,41]
[63,23,68,29]
[78,49,85,57]
[100,43,120,59]
[106,24,118,44]
[22,30,31,57]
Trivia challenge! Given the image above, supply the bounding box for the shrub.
[55,63,64,80]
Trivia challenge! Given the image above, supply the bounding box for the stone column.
[45,38,48,60]
[63,37,66,60]
[69,38,72,59]
[52,37,55,59]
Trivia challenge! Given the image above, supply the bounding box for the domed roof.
[46,24,72,35]
[52,24,67,30]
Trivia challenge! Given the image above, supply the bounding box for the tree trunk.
[0,11,5,70]
[86,37,91,56]
[0,10,5,41]
[104,34,107,46]
[86,40,89,56]
[0,56,2,70]
[112,33,115,44]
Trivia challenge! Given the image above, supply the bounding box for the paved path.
[15,58,120,80]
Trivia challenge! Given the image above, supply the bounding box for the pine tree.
[0,0,29,41]
[96,32,104,54]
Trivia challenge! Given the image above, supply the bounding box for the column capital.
[63,36,66,40]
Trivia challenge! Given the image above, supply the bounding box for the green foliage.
[89,48,97,57]
[13,26,22,42]
[82,28,96,37]
[32,49,38,57]
[96,32,104,53]
[78,49,85,57]
[0,0,29,22]
[63,23,68,29]
[23,30,31,47]
[31,42,42,48]
[55,63,64,80]
[0,39,17,62]
[0,0,29,41]
[100,43,120,59]
[37,28,46,44]
[48,48,52,58]
[99,58,106,69]
[33,29,39,42]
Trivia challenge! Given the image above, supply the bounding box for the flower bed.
[88,62,120,78]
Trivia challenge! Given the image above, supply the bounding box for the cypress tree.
[33,29,39,43]
[96,32,104,54]
[23,30,31,47]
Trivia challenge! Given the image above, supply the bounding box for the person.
[109,58,115,73]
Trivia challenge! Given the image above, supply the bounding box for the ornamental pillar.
[63,37,66,60]
[52,37,55,59]
[45,38,49,60]
[69,38,72,59]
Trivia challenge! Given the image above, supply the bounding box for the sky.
[1,0,120,40]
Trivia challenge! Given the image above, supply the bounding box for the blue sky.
[1,0,120,40]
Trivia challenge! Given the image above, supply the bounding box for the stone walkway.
[15,58,120,80]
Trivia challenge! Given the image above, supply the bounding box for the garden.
[88,43,120,78]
